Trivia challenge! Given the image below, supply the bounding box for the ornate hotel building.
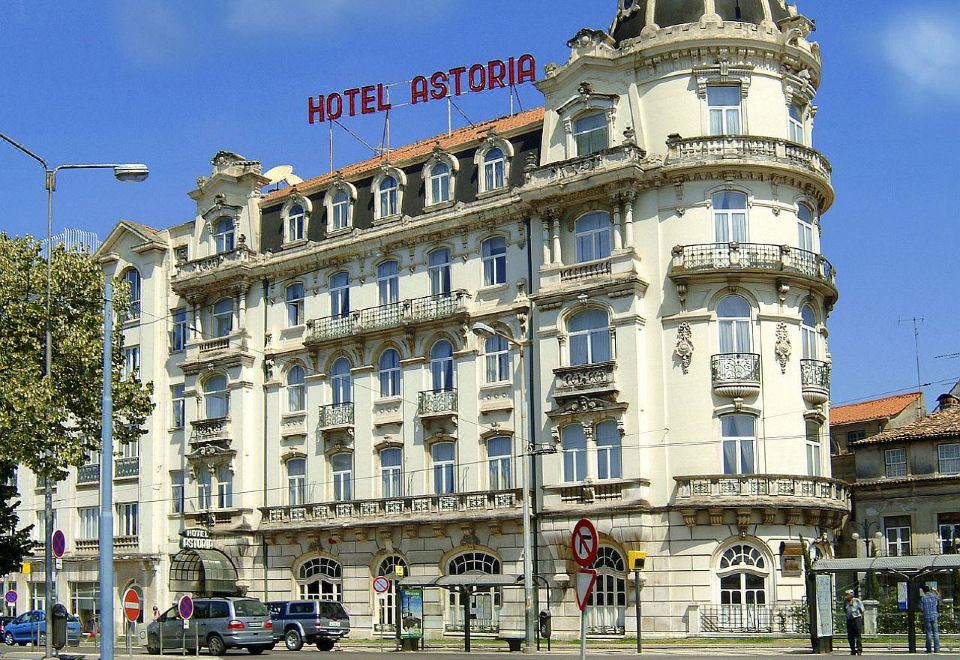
[12,0,848,639]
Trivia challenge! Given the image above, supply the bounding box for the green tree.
[0,233,153,481]
[0,459,33,575]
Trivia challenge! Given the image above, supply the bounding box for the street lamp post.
[0,132,148,660]
[471,322,535,653]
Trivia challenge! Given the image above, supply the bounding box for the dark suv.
[267,601,350,651]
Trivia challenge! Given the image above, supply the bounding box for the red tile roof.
[261,106,545,205]
[850,404,960,447]
[830,392,922,426]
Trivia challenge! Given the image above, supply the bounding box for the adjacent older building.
[11,0,847,639]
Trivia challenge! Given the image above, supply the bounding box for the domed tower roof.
[611,0,798,44]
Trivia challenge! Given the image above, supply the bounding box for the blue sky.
[1,0,958,409]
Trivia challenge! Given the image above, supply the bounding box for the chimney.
[937,394,960,411]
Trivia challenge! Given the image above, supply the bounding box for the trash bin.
[538,610,552,639]
[51,603,69,650]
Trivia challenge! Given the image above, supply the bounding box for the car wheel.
[147,635,161,655]
[207,634,226,657]
[284,629,303,652]
[3,632,13,646]
[246,647,265,655]
[316,639,335,652]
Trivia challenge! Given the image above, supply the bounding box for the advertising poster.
[400,588,423,639]
[815,574,834,638]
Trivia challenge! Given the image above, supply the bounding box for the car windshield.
[232,600,269,618]
[317,603,348,619]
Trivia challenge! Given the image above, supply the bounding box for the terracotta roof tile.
[830,392,922,426]
[850,405,960,447]
[261,107,545,206]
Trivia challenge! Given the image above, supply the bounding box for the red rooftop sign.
[308,54,537,124]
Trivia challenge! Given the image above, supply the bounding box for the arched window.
[331,191,350,231]
[213,217,235,254]
[568,309,611,366]
[487,436,512,491]
[432,442,456,495]
[717,295,752,354]
[380,448,402,498]
[721,415,755,475]
[428,162,451,205]
[575,212,612,263]
[797,203,816,252]
[562,425,587,483]
[297,557,342,601]
[482,148,506,191]
[378,176,399,218]
[430,340,455,391]
[717,544,768,631]
[447,552,501,632]
[330,271,350,317]
[287,458,306,506]
[287,204,305,243]
[213,297,234,338]
[287,365,306,412]
[484,334,510,384]
[481,236,507,286]
[286,282,304,327]
[378,349,401,398]
[376,555,409,631]
[713,192,748,243]
[428,248,452,297]
[203,375,228,419]
[122,268,141,320]
[596,421,622,480]
[331,454,352,502]
[801,305,818,360]
[331,358,352,405]
[377,260,399,305]
[574,112,609,156]
[588,547,626,635]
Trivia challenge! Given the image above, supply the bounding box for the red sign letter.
[377,83,392,112]
[344,88,361,117]
[517,54,537,85]
[430,72,449,100]
[468,64,486,93]
[488,60,507,89]
[308,96,325,124]
[326,93,343,121]
[361,86,377,114]
[448,67,467,96]
[411,77,429,105]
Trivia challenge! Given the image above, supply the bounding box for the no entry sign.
[571,519,599,568]
[178,595,194,620]
[372,576,390,594]
[51,530,66,559]
[122,588,141,623]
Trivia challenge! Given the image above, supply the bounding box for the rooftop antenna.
[899,316,926,418]
[329,119,334,174]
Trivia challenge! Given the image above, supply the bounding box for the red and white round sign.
[122,588,141,623]
[571,518,599,568]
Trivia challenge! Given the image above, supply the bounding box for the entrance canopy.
[812,555,960,579]
[170,548,239,596]
[399,574,523,590]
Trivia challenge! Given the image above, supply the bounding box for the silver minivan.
[146,597,275,655]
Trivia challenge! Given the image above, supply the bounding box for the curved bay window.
[575,212,612,263]
[446,552,501,633]
[587,547,626,635]
[568,309,611,366]
[717,544,769,632]
[376,555,409,632]
[297,557,342,601]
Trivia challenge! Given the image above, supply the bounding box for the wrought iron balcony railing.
[711,353,761,399]
[800,359,831,405]
[418,389,458,417]
[318,402,354,429]
[77,464,100,485]
[671,243,836,288]
[114,457,140,479]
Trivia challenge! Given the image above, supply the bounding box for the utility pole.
[899,317,925,419]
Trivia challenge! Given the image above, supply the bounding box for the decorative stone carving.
[675,322,694,374]
[775,322,792,374]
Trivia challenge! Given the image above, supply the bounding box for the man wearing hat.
[844,589,865,655]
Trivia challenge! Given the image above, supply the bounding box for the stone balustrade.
[665,135,832,184]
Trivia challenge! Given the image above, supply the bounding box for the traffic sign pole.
[570,519,598,660]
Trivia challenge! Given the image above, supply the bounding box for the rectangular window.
[78,507,98,541]
[847,430,866,444]
[481,237,507,286]
[573,112,609,156]
[34,509,57,543]
[885,447,907,478]
[484,336,511,384]
[115,502,138,538]
[332,454,352,502]
[286,283,305,327]
[806,421,822,477]
[197,470,211,510]
[938,513,960,554]
[380,450,402,499]
[217,467,233,509]
[788,104,805,144]
[432,443,456,494]
[722,415,755,475]
[707,86,742,135]
[487,437,513,491]
[171,470,184,514]
[122,346,140,379]
[70,582,99,634]
[563,426,588,483]
[172,384,186,429]
[171,308,188,352]
[884,515,912,557]
[939,444,960,474]
[287,459,306,506]
[377,261,399,306]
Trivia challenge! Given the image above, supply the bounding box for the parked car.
[267,600,350,651]
[145,597,274,656]
[2,609,81,647]
[0,616,14,635]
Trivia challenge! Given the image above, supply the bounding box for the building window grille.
[885,447,907,478]
[330,271,350,317]
[484,335,511,384]
[884,515,912,556]
[575,212,612,263]
[297,557,342,601]
[707,86,742,135]
[717,544,768,631]
[721,415,756,475]
[432,442,456,495]
[483,148,506,191]
[380,448,403,498]
[287,458,306,506]
[213,217,235,254]
[378,349,401,398]
[286,282,305,327]
[332,453,352,502]
[487,436,513,491]
[481,236,507,285]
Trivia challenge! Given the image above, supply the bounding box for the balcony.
[114,457,140,480]
[318,403,354,431]
[560,258,612,282]
[174,244,256,278]
[182,332,253,372]
[711,353,761,400]
[674,474,850,529]
[800,359,831,405]
[307,291,469,346]
[418,389,458,420]
[553,361,617,400]
[261,488,522,531]
[77,464,100,485]
[190,417,231,447]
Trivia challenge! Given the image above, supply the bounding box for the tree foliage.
[0,233,154,482]
[0,460,33,575]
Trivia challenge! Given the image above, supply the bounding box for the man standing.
[844,589,865,656]
[919,585,941,654]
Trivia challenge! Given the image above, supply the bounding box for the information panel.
[399,588,423,640]
[815,574,834,638]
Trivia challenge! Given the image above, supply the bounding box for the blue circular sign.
[4,591,16,605]
[178,595,194,620]
[51,530,66,559]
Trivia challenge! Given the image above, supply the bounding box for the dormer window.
[287,204,305,242]
[332,191,349,230]
[429,163,451,205]
[483,148,506,191]
[378,176,399,218]
[213,217,235,254]
[574,112,609,156]
[707,86,742,135]
[324,180,357,233]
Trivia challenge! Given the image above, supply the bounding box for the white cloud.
[882,12,960,98]
[114,0,189,65]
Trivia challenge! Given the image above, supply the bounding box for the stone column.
[191,299,201,340]
[623,190,636,248]
[540,217,551,265]
[611,197,624,251]
[550,216,562,265]
[237,285,248,331]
